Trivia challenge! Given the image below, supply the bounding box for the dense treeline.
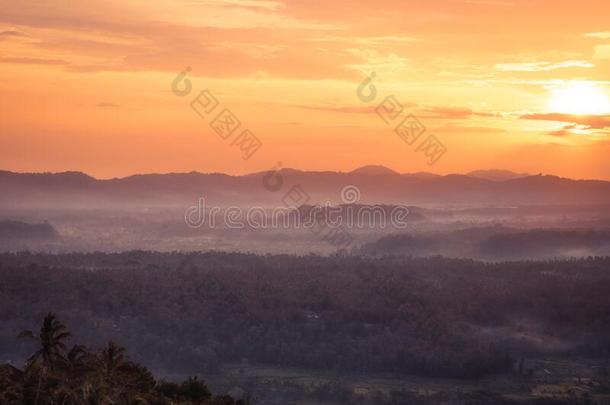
[1,252,609,380]
[360,226,610,259]
[0,221,59,241]
[0,313,239,404]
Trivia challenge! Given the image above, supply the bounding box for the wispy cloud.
[183,0,285,11]
[312,36,419,45]
[288,104,402,114]
[548,124,586,137]
[0,57,67,65]
[593,45,610,59]
[465,0,514,5]
[420,106,498,119]
[0,29,28,38]
[521,113,610,129]
[437,124,506,134]
[345,49,410,74]
[495,60,593,72]
[584,32,610,39]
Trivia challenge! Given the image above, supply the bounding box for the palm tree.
[96,341,129,381]
[65,344,88,372]
[19,312,71,371]
[18,312,71,405]
[90,341,132,402]
[0,365,23,404]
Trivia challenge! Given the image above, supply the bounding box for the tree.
[179,376,212,401]
[65,344,88,374]
[9,313,237,404]
[18,312,71,371]
[0,365,23,404]
[19,312,71,405]
[96,341,128,377]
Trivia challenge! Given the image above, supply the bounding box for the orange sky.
[1,0,610,179]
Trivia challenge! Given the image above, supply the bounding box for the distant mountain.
[0,220,59,240]
[403,172,442,180]
[2,169,610,208]
[349,165,400,175]
[467,169,529,181]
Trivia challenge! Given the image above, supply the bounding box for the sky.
[1,0,610,179]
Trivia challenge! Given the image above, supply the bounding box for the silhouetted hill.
[0,220,59,240]
[349,165,400,175]
[467,169,529,181]
[2,169,610,208]
[402,171,442,179]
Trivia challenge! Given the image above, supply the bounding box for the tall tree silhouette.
[19,312,71,405]
[19,312,71,371]
[96,341,129,386]
[19,312,71,370]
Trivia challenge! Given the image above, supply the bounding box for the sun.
[549,81,610,115]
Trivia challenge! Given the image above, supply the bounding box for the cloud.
[593,45,610,60]
[465,0,514,5]
[521,113,610,129]
[96,102,121,108]
[0,30,28,38]
[183,0,285,11]
[547,124,610,138]
[288,105,387,114]
[436,124,506,134]
[548,124,580,137]
[420,106,498,119]
[0,0,343,78]
[0,57,67,65]
[345,50,410,75]
[584,32,610,39]
[495,60,594,72]
[312,36,419,45]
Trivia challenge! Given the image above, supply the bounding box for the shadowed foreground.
[1,313,241,405]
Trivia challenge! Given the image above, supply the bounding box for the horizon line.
[0,166,599,182]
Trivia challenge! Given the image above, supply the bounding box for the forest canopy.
[1,252,609,381]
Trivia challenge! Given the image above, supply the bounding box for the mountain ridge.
[0,166,575,182]
[2,168,610,207]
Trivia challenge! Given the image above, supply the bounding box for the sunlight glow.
[549,81,610,115]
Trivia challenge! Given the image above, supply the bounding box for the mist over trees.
[1,252,609,382]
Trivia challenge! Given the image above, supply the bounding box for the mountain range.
[1,166,610,208]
